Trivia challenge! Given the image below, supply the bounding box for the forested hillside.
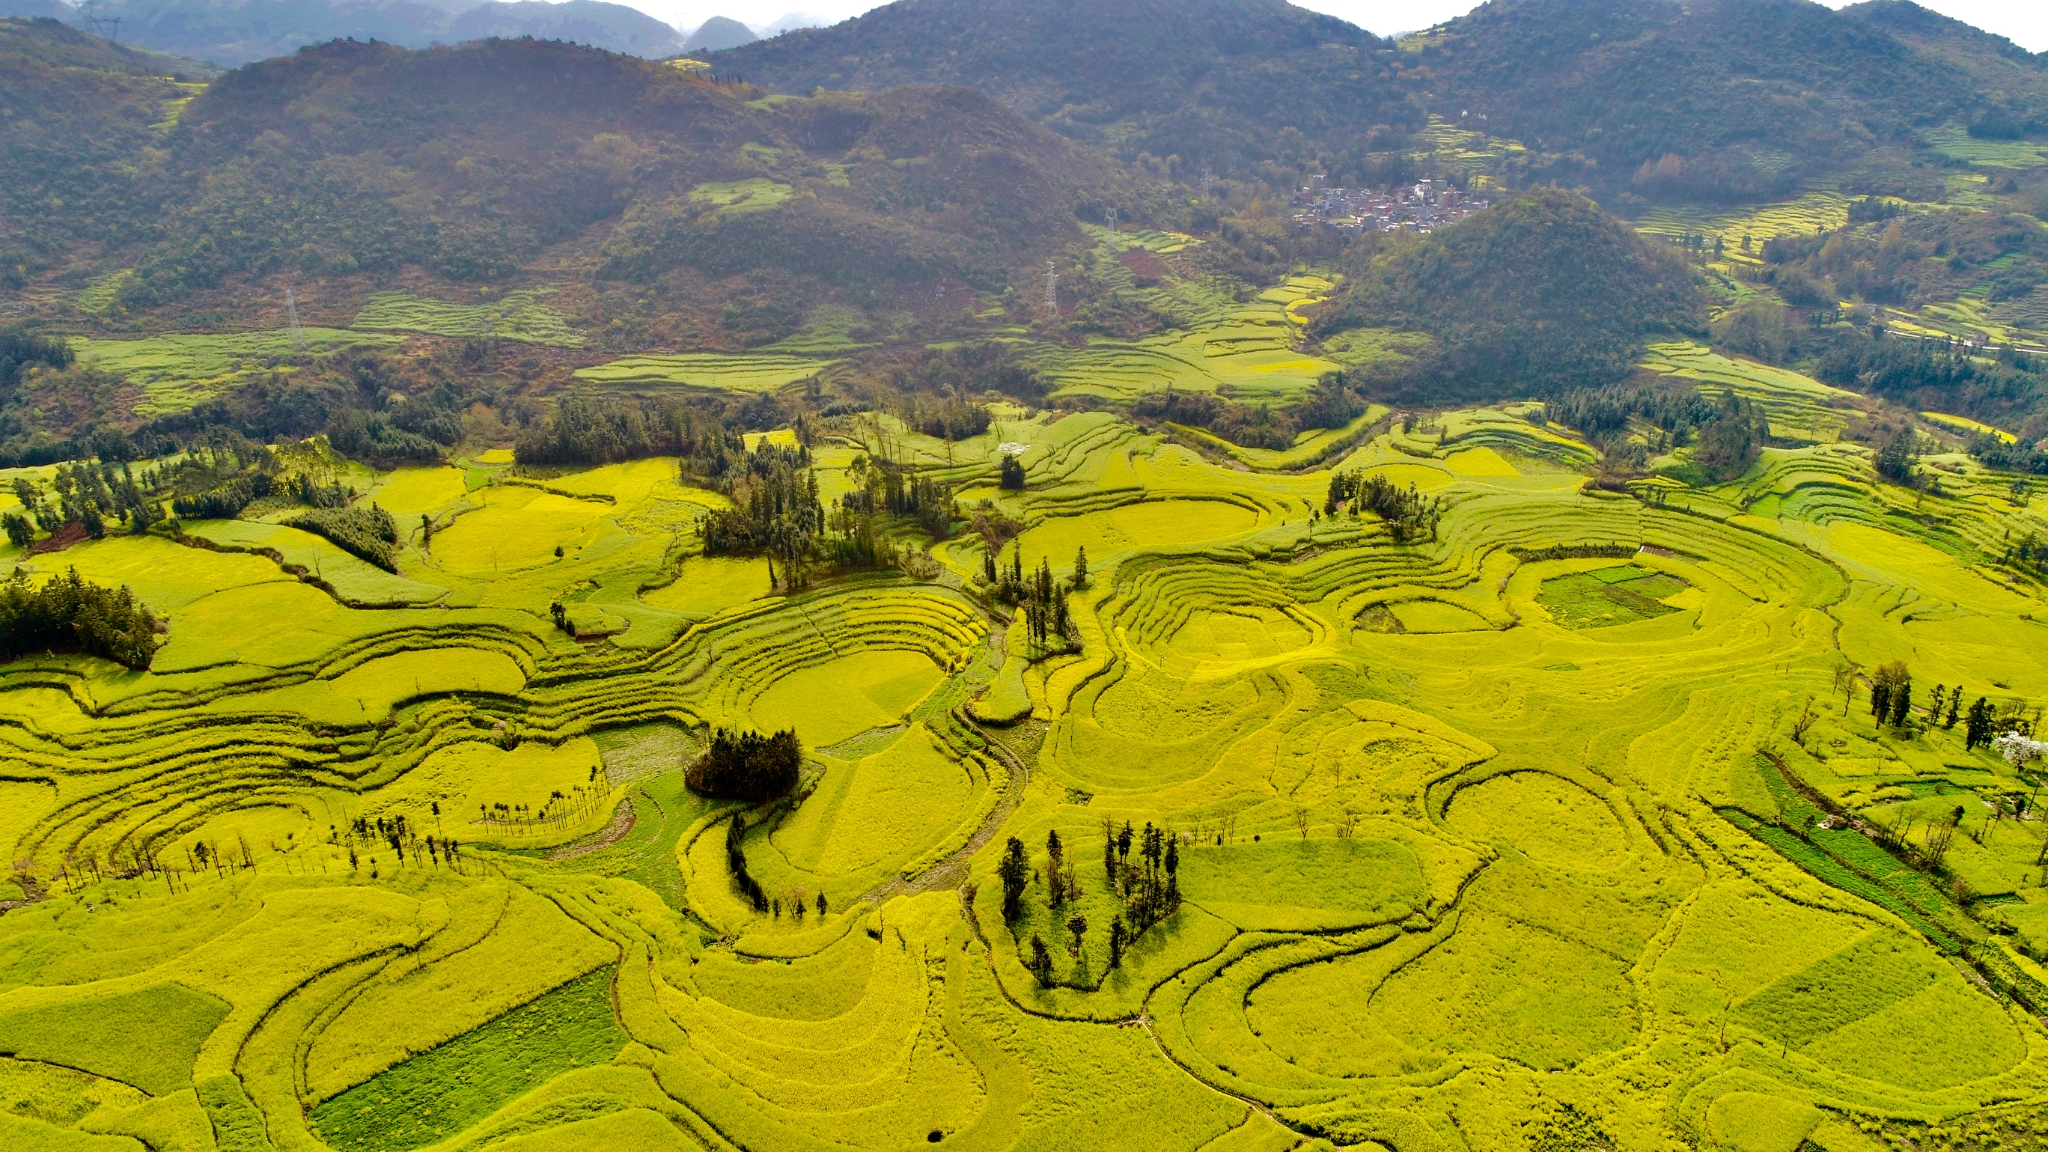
[3,31,1145,317]
[1416,0,2048,203]
[717,0,2048,198]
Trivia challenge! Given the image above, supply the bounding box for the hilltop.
[1413,0,2048,203]
[1313,188,1706,400]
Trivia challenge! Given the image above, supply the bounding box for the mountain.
[712,0,2048,200]
[1411,0,2048,203]
[3,31,1145,320]
[711,0,1417,179]
[759,11,825,37]
[449,1,686,57]
[1,18,221,292]
[1841,0,2048,134]
[12,0,686,66]
[1312,188,1705,401]
[683,14,754,52]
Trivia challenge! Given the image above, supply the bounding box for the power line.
[1043,260,1058,319]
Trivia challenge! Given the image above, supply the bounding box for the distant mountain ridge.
[713,0,2048,197]
[0,0,687,64]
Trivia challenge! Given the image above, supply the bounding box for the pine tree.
[1029,934,1054,986]
[1046,829,1065,909]
[1073,545,1088,588]
[1108,915,1126,969]
[1947,686,1963,729]
[999,837,1030,921]
[1967,697,1993,751]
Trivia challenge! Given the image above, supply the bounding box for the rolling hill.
[0,20,1156,386]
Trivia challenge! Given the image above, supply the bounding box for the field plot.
[71,329,404,415]
[1633,192,1851,262]
[6,359,2048,1152]
[1032,274,1340,401]
[571,351,836,394]
[351,289,586,347]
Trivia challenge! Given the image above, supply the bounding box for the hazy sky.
[648,0,2047,52]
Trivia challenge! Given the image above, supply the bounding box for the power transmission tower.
[79,2,122,41]
[1042,260,1058,319]
[1105,207,1117,234]
[285,289,306,351]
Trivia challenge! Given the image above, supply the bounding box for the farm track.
[545,794,636,861]
[858,705,1032,906]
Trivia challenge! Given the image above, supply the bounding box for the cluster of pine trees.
[1324,472,1441,542]
[5,460,163,546]
[703,444,828,588]
[687,727,802,802]
[1105,819,1179,945]
[0,567,158,669]
[286,504,400,571]
[514,395,751,471]
[840,454,951,540]
[984,545,1082,651]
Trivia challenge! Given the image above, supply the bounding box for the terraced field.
[5,359,2048,1152]
[71,329,407,415]
[351,290,586,347]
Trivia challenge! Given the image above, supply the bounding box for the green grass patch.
[687,178,794,216]
[1536,565,1687,629]
[309,967,628,1152]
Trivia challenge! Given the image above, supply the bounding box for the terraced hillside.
[4,346,2048,1151]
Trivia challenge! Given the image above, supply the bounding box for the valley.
[3,2,2048,1150]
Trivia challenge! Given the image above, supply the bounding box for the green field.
[5,349,2048,1152]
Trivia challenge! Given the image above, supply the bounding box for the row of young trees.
[983,545,1086,652]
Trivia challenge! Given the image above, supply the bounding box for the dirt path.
[546,795,637,861]
[860,710,1033,906]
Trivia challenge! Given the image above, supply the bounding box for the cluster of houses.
[1289,176,1490,234]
